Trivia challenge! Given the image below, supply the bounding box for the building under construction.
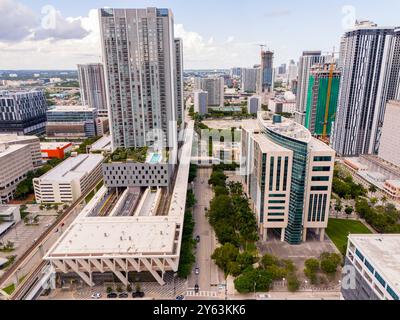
[305,63,341,139]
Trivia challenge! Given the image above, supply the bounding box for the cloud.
[0,0,37,42]
[32,7,90,41]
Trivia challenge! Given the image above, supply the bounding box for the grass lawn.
[2,283,15,295]
[327,218,372,255]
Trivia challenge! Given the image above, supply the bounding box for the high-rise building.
[241,68,259,93]
[193,90,208,115]
[258,51,274,94]
[247,95,261,114]
[0,90,48,135]
[242,113,335,244]
[99,8,179,150]
[174,38,184,126]
[332,21,400,156]
[342,234,400,300]
[194,77,224,107]
[295,51,327,126]
[77,63,108,117]
[305,63,341,137]
[287,60,298,85]
[378,100,400,166]
[231,67,243,78]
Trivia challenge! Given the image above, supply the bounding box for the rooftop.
[47,218,176,257]
[0,205,18,216]
[38,154,104,183]
[40,142,72,150]
[90,135,112,152]
[252,132,290,153]
[47,105,96,113]
[0,143,28,158]
[0,134,39,144]
[349,234,400,294]
[258,112,311,143]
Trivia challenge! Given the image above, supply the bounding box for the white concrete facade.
[378,100,400,167]
[33,154,104,204]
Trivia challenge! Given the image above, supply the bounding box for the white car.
[91,293,102,299]
[195,267,200,275]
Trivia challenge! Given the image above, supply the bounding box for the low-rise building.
[268,92,296,114]
[0,143,34,204]
[46,106,98,139]
[342,234,400,301]
[40,142,73,160]
[383,180,400,200]
[0,134,42,167]
[33,154,104,204]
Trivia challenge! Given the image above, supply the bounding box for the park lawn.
[2,283,15,295]
[327,218,372,255]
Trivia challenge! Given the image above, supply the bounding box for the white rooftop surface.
[0,205,18,216]
[0,144,27,158]
[90,135,111,151]
[0,134,38,143]
[48,218,176,257]
[309,137,335,152]
[48,105,96,113]
[39,154,104,183]
[258,112,311,143]
[350,234,400,293]
[252,133,290,153]
[40,142,71,150]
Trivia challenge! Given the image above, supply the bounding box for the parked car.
[194,284,199,293]
[118,292,129,298]
[91,293,102,299]
[196,235,200,243]
[176,295,185,300]
[195,267,200,275]
[132,291,145,298]
[107,293,117,299]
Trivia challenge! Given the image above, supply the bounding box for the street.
[188,167,224,296]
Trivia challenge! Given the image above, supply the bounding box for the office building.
[258,51,274,94]
[0,134,42,168]
[342,234,400,300]
[295,51,327,125]
[46,106,98,139]
[231,67,243,78]
[242,113,335,244]
[194,77,224,107]
[332,21,400,156]
[0,143,34,204]
[100,8,179,150]
[305,63,341,137]
[77,63,108,117]
[378,100,400,167]
[33,154,104,204]
[0,90,47,135]
[194,90,208,115]
[95,117,110,137]
[247,96,261,114]
[174,38,184,126]
[241,68,259,93]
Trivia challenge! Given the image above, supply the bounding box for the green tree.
[369,185,377,194]
[287,274,300,292]
[345,206,354,218]
[320,253,342,275]
[211,243,239,275]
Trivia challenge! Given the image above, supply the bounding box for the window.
[355,249,364,262]
[313,156,332,162]
[312,176,330,182]
[387,286,399,300]
[311,186,329,191]
[269,194,286,198]
[268,206,286,210]
[375,272,386,288]
[364,259,374,274]
[313,166,331,172]
[268,200,286,204]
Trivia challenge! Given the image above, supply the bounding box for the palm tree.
[381,196,388,205]
[334,200,343,218]
[369,185,377,195]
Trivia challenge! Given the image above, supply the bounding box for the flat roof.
[38,154,104,183]
[47,218,176,257]
[0,205,18,216]
[0,144,27,158]
[349,234,400,293]
[48,105,96,113]
[90,135,112,151]
[258,112,311,143]
[40,142,72,150]
[0,134,39,144]
[309,137,335,153]
[252,133,290,153]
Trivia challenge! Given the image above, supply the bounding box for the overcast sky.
[1,0,400,70]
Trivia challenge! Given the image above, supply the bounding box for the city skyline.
[1,0,400,69]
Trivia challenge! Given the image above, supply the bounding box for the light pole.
[173,272,178,298]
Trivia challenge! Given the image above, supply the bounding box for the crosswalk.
[186,290,218,298]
